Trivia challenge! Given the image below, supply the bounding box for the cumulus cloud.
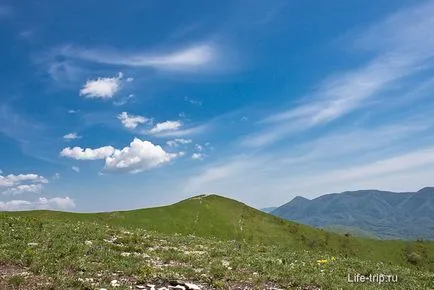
[63,133,81,140]
[61,138,178,173]
[2,184,43,195]
[166,138,192,147]
[148,121,182,134]
[61,146,115,160]
[0,174,48,187]
[117,112,149,129]
[0,196,75,211]
[79,72,123,99]
[104,138,177,173]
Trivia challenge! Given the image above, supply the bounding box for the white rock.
[99,288,107,290]
[121,252,131,257]
[27,242,38,246]
[110,279,120,287]
[85,240,93,246]
[221,260,230,267]
[185,283,201,290]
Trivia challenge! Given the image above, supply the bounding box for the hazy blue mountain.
[260,207,278,213]
[271,187,434,240]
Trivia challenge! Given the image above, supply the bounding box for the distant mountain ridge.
[260,207,278,213]
[271,187,434,240]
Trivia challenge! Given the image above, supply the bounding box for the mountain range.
[270,187,434,240]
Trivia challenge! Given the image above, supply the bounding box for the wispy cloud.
[117,112,149,129]
[149,123,208,138]
[184,110,434,206]
[148,121,182,134]
[241,1,434,148]
[58,43,218,72]
[0,4,12,19]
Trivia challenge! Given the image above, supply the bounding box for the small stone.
[85,240,93,246]
[136,285,145,289]
[185,283,201,290]
[110,279,120,287]
[27,242,38,246]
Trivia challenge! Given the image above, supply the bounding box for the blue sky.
[1,0,434,212]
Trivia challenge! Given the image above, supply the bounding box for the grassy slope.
[4,194,434,271]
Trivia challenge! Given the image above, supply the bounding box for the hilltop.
[271,187,434,240]
[1,194,434,289]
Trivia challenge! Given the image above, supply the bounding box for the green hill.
[1,194,434,289]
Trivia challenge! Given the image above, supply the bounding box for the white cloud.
[61,138,178,174]
[113,94,135,106]
[0,174,48,187]
[166,138,192,147]
[79,72,123,99]
[104,138,177,173]
[2,184,43,195]
[149,121,182,134]
[63,133,81,140]
[0,196,75,211]
[52,173,60,180]
[72,166,80,172]
[68,109,78,114]
[241,1,434,148]
[194,144,203,151]
[148,123,207,138]
[61,146,115,160]
[62,44,216,71]
[191,153,205,160]
[184,96,202,106]
[117,112,149,129]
